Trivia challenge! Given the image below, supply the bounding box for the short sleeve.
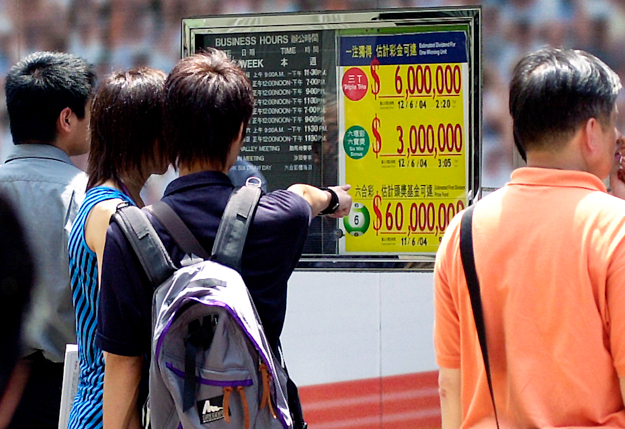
[433,215,462,369]
[96,222,152,357]
[242,189,311,348]
[606,234,625,377]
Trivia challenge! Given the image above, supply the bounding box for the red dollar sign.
[372,114,382,158]
[373,193,382,235]
[370,57,380,100]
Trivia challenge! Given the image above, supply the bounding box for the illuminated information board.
[338,30,468,255]
[183,7,481,267]
[197,31,329,190]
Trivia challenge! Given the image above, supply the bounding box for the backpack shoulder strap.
[111,203,176,287]
[459,203,500,429]
[147,200,210,260]
[210,185,262,272]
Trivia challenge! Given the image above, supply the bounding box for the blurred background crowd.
[0,0,623,190]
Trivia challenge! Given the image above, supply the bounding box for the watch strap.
[319,187,340,215]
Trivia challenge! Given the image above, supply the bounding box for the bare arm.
[439,367,462,429]
[103,352,143,429]
[287,184,352,217]
[0,360,29,429]
[85,199,123,285]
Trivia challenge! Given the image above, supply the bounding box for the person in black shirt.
[97,48,351,428]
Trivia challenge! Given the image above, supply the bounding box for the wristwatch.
[319,187,340,215]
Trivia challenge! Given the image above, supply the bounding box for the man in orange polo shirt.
[435,47,625,428]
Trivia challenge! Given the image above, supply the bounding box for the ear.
[581,117,603,154]
[230,123,245,153]
[223,123,246,173]
[235,122,245,146]
[57,107,73,134]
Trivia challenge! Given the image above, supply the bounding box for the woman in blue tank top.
[67,67,167,429]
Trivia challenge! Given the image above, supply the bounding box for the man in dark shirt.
[97,48,351,428]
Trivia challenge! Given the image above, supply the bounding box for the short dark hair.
[163,48,254,170]
[509,47,621,160]
[5,51,96,144]
[87,67,167,190]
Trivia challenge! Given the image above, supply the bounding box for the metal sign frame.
[182,7,481,270]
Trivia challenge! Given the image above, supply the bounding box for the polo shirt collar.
[5,143,74,165]
[510,167,607,193]
[163,170,234,197]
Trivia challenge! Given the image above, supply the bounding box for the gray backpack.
[112,185,293,429]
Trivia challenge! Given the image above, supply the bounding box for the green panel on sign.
[343,125,370,160]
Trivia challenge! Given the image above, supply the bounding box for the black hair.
[5,51,96,144]
[163,48,254,170]
[87,67,166,190]
[509,47,621,160]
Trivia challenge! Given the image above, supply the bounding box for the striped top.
[68,186,134,429]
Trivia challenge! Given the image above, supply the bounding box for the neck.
[122,175,147,207]
[525,135,588,173]
[53,137,86,157]
[20,140,76,157]
[525,154,587,171]
[17,140,51,146]
[101,176,146,208]
[178,159,229,176]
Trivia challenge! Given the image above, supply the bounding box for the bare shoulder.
[89,199,124,225]
[85,198,125,251]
